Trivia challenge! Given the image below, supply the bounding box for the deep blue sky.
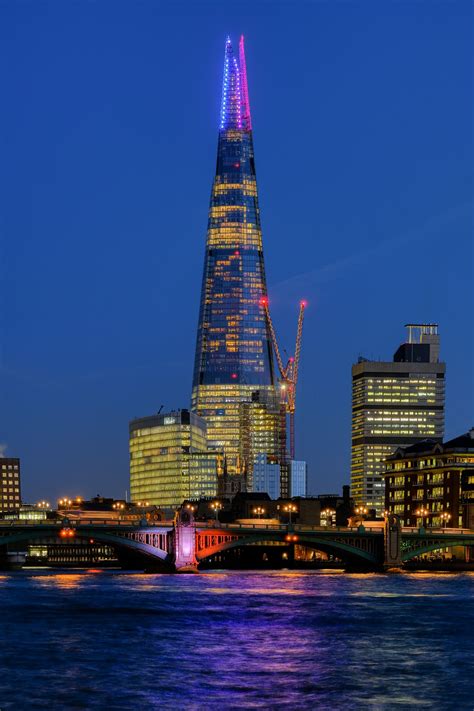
[0,1,472,503]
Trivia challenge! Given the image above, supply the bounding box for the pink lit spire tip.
[239,35,252,131]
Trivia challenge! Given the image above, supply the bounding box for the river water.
[0,570,472,710]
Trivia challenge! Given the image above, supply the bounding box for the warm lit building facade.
[129,410,223,509]
[351,324,445,515]
[239,389,287,493]
[384,429,474,528]
[192,36,276,475]
[0,458,21,512]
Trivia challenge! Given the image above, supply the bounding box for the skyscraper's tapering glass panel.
[192,37,275,473]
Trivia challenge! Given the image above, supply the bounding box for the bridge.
[0,511,473,572]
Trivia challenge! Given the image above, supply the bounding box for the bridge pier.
[173,509,198,573]
[384,514,402,569]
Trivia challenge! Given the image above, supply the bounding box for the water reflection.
[32,573,85,589]
[0,570,471,709]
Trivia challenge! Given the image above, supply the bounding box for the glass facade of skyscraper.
[192,37,276,473]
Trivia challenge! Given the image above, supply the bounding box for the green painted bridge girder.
[196,532,381,564]
[401,536,474,562]
[0,527,172,563]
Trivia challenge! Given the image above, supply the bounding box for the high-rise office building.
[351,324,445,515]
[192,36,275,475]
[239,389,287,493]
[0,458,21,513]
[289,460,307,498]
[129,410,223,509]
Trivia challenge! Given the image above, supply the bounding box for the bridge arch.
[402,538,474,562]
[197,532,380,565]
[0,528,171,564]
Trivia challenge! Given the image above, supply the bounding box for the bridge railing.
[401,526,474,535]
[196,522,384,534]
[0,519,173,528]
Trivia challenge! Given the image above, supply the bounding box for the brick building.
[384,429,474,528]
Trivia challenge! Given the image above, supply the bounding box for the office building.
[192,36,276,475]
[351,324,445,515]
[239,389,287,493]
[0,458,21,513]
[289,460,307,497]
[129,410,223,509]
[384,428,474,528]
[253,453,281,500]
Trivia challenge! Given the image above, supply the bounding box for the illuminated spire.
[220,36,242,130]
[239,35,252,131]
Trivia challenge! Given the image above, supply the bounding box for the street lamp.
[211,501,223,522]
[284,503,298,525]
[253,506,265,519]
[354,506,368,525]
[440,512,451,529]
[415,507,429,527]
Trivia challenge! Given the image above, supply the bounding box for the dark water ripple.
[0,570,473,710]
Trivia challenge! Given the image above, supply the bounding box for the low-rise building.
[384,428,474,527]
[317,486,353,527]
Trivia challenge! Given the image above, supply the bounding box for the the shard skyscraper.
[192,36,275,474]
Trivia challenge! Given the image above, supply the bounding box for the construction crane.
[260,297,306,460]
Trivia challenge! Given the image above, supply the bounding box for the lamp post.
[354,506,368,526]
[284,503,298,525]
[440,512,451,529]
[186,503,196,520]
[211,501,222,523]
[253,506,265,520]
[415,506,429,528]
